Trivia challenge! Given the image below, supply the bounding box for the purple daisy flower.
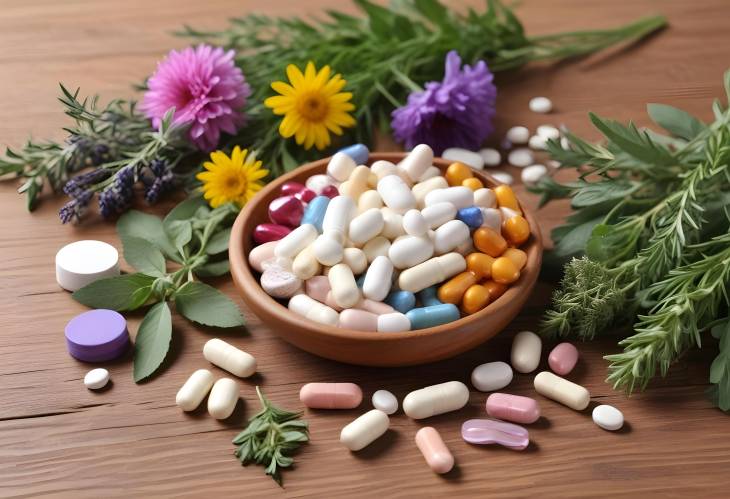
[142,45,251,151]
[391,51,497,155]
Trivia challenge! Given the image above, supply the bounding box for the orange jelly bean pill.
[484,280,508,301]
[461,284,490,314]
[503,248,527,269]
[494,185,522,213]
[445,162,473,186]
[503,215,530,246]
[473,227,508,257]
[438,271,478,304]
[462,177,484,191]
[492,256,520,284]
[465,252,495,280]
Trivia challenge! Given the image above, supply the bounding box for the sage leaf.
[194,260,230,277]
[166,220,192,253]
[647,103,705,140]
[174,281,244,328]
[73,273,156,311]
[206,228,231,255]
[121,236,166,276]
[133,301,173,382]
[117,210,179,262]
[163,195,208,231]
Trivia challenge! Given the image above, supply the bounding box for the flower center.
[223,173,246,194]
[297,92,329,122]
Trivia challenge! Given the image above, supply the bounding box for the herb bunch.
[233,387,309,486]
[532,70,730,409]
[72,196,244,382]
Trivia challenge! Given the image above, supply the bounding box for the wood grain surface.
[1,0,729,497]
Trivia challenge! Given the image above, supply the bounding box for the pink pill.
[280,181,306,196]
[324,291,344,311]
[486,393,541,424]
[253,223,291,244]
[268,195,304,227]
[321,185,340,198]
[415,427,454,474]
[248,241,277,273]
[339,309,378,331]
[305,276,331,303]
[295,188,317,203]
[300,382,363,409]
[548,342,579,375]
[354,299,394,315]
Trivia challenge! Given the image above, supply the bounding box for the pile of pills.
[249,143,533,332]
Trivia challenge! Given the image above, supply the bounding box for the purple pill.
[461,419,529,450]
[268,195,304,227]
[321,185,339,199]
[280,181,306,196]
[253,223,291,245]
[65,309,130,362]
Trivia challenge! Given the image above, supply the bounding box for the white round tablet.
[371,389,398,415]
[528,135,547,150]
[84,368,110,390]
[536,125,560,140]
[505,126,530,145]
[479,148,501,167]
[471,361,513,392]
[507,148,534,168]
[521,164,548,185]
[592,404,624,431]
[55,240,120,292]
[490,170,514,185]
[529,96,553,114]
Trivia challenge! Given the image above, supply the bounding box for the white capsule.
[508,148,534,168]
[380,207,406,239]
[372,389,399,414]
[305,174,332,194]
[424,186,474,210]
[327,151,357,181]
[529,96,553,114]
[363,256,393,301]
[490,170,514,185]
[402,209,429,236]
[176,369,215,411]
[433,220,470,254]
[511,331,542,374]
[399,144,434,182]
[455,238,475,256]
[274,224,317,260]
[208,378,239,420]
[388,235,434,269]
[322,195,356,242]
[342,247,367,275]
[398,253,466,293]
[403,381,470,419]
[339,165,371,201]
[289,294,339,326]
[592,404,624,431]
[83,368,110,390]
[442,148,484,169]
[536,124,560,140]
[479,148,501,167]
[534,371,590,411]
[340,409,390,451]
[528,134,547,151]
[370,160,398,181]
[506,126,530,145]
[358,189,383,213]
[471,361,513,392]
[328,263,360,308]
[349,208,384,245]
[473,188,496,208]
[479,208,502,231]
[312,234,344,266]
[521,164,548,186]
[362,236,391,263]
[417,166,441,182]
[291,244,321,280]
[377,312,411,333]
[377,175,417,213]
[203,338,257,378]
[421,202,457,229]
[412,176,449,208]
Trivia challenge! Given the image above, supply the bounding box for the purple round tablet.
[65,309,130,362]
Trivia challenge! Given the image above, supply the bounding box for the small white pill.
[411,176,449,208]
[528,134,547,150]
[534,371,590,411]
[473,188,496,208]
[424,186,474,210]
[363,256,393,301]
[372,390,398,414]
[260,266,302,299]
[312,233,344,266]
[529,96,553,113]
[508,148,534,168]
[322,195,356,242]
[340,409,390,451]
[479,148,501,167]
[292,244,321,280]
[417,166,441,182]
[433,220,470,254]
[388,235,434,269]
[471,361,513,392]
[490,170,514,185]
[342,248,367,275]
[377,312,411,333]
[537,124,560,140]
[289,294,339,326]
[378,175,417,213]
[506,126,530,145]
[208,378,239,420]
[442,148,484,169]
[521,164,548,186]
[176,369,215,411]
[56,240,120,292]
[403,209,428,236]
[592,404,624,431]
[83,368,110,390]
[421,202,457,229]
[305,174,332,194]
[327,151,357,182]
[380,207,406,239]
[479,208,502,231]
[511,331,542,374]
[329,263,361,308]
[400,144,434,182]
[398,253,465,293]
[203,338,257,378]
[358,190,383,214]
[362,236,391,263]
[274,224,318,260]
[349,208,385,245]
[403,381,470,419]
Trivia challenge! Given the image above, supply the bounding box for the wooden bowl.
[229,153,543,366]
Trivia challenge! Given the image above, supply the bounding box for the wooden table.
[2,1,728,497]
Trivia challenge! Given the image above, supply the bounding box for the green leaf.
[133,301,172,382]
[647,103,706,141]
[164,195,208,231]
[551,217,605,258]
[117,210,179,262]
[73,273,156,311]
[166,220,192,253]
[121,236,166,276]
[174,281,244,327]
[571,180,637,208]
[354,0,392,38]
[206,228,231,255]
[585,221,643,265]
[589,113,675,166]
[194,259,230,277]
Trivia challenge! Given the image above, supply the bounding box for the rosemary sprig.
[232,387,309,486]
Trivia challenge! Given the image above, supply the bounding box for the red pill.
[253,223,291,244]
[280,181,306,196]
[295,188,317,203]
[486,393,540,424]
[548,342,579,375]
[268,195,304,227]
[299,382,363,409]
[321,185,340,198]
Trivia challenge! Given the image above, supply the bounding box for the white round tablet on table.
[84,368,110,390]
[56,240,120,292]
[371,389,398,415]
[592,404,624,431]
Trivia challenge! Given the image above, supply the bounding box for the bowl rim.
[229,152,543,342]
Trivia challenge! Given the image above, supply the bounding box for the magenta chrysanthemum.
[391,51,497,155]
[142,45,251,151]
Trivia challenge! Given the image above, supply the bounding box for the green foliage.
[133,301,172,382]
[174,281,244,328]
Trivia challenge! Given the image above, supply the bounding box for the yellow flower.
[196,146,268,208]
[264,61,356,150]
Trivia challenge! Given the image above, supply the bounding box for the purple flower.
[391,51,497,155]
[141,45,251,151]
[98,165,136,218]
[63,168,111,197]
[144,159,175,204]
[59,191,92,224]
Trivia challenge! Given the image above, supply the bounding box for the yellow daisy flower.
[264,61,356,150]
[196,146,268,208]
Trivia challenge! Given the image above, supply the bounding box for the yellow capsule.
[503,248,527,270]
[462,177,484,191]
[502,215,530,246]
[484,280,508,301]
[494,185,522,213]
[473,227,508,258]
[492,256,520,284]
[465,252,495,280]
[445,162,473,186]
[461,284,490,315]
[438,271,478,304]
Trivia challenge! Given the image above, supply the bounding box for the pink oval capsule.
[280,181,307,196]
[268,195,304,227]
[253,223,291,244]
[415,427,454,474]
[321,185,340,198]
[295,188,317,203]
[339,309,378,331]
[486,393,540,424]
[305,276,331,303]
[548,342,579,375]
[300,382,363,409]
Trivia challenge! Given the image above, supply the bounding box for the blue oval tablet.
[406,304,461,330]
[457,206,484,229]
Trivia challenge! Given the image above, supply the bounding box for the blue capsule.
[456,206,484,230]
[300,196,330,233]
[417,286,443,307]
[406,304,461,330]
[385,290,416,314]
[337,143,369,165]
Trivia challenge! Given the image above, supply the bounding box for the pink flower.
[142,45,251,151]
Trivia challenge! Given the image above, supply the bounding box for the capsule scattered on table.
[415,427,454,474]
[534,371,590,411]
[403,381,469,419]
[203,339,257,378]
[340,409,390,451]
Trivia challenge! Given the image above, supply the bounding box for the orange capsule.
[492,256,520,284]
[461,284,490,314]
[438,271,478,304]
[503,215,530,246]
[473,227,508,257]
[462,177,484,191]
[503,248,527,270]
[494,185,522,213]
[465,252,495,280]
[484,280,508,301]
[445,162,473,186]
